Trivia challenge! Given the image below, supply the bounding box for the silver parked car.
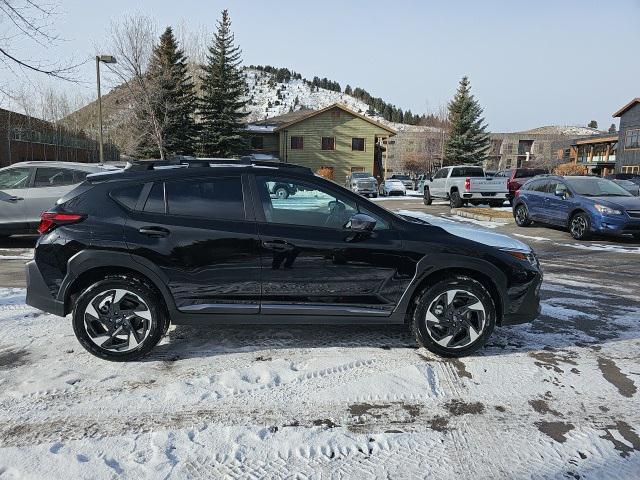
[346,171,378,197]
[0,161,115,237]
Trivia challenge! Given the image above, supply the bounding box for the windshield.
[352,172,373,178]
[565,177,632,197]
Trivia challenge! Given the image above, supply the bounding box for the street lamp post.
[95,55,117,163]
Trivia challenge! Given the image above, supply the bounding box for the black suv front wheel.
[72,275,167,361]
[412,276,496,357]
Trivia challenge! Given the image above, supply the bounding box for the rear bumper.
[25,260,65,317]
[462,192,509,200]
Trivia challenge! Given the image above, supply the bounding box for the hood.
[398,210,531,252]
[587,195,640,210]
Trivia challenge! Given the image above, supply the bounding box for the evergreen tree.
[588,120,598,129]
[344,84,352,95]
[198,9,248,157]
[444,76,490,165]
[137,26,197,158]
[608,123,617,134]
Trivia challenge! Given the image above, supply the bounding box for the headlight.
[594,204,622,215]
[501,248,539,267]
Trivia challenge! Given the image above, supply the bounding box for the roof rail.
[123,156,313,174]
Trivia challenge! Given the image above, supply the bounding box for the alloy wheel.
[423,289,486,349]
[83,288,152,352]
[516,206,527,225]
[571,216,587,238]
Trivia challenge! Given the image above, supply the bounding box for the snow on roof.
[519,125,602,136]
[246,124,277,133]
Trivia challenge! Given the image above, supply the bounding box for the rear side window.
[165,177,245,220]
[515,169,547,179]
[451,167,484,177]
[143,182,165,213]
[34,167,77,187]
[110,185,143,210]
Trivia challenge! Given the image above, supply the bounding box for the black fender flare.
[394,252,508,320]
[59,250,178,314]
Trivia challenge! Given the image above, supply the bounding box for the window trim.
[290,135,304,150]
[321,136,336,151]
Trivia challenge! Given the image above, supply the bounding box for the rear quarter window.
[110,185,144,210]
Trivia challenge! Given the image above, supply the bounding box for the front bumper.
[25,260,65,317]
[501,271,543,325]
[592,214,640,235]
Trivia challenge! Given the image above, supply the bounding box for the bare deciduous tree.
[0,0,81,89]
[105,15,167,159]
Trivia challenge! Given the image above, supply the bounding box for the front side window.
[290,136,303,150]
[433,169,447,179]
[0,167,31,189]
[321,137,335,151]
[351,138,365,151]
[256,176,387,230]
[625,129,640,150]
[166,177,245,219]
[34,168,77,187]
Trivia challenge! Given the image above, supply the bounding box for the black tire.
[423,188,432,205]
[569,212,591,240]
[72,275,167,361]
[449,190,463,208]
[633,233,640,241]
[412,276,496,357]
[372,192,378,198]
[274,187,289,199]
[514,203,532,227]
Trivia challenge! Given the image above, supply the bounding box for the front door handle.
[4,196,23,202]
[262,239,293,251]
[138,226,170,237]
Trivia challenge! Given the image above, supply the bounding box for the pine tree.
[588,120,598,129]
[198,9,248,157]
[136,27,197,158]
[344,84,352,95]
[609,123,617,133]
[444,76,490,165]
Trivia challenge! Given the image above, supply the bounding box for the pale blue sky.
[6,0,640,131]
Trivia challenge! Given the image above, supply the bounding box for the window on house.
[290,136,303,150]
[625,129,640,150]
[350,166,364,173]
[251,136,264,150]
[321,137,335,150]
[351,138,365,151]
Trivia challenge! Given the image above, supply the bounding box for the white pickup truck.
[423,165,508,208]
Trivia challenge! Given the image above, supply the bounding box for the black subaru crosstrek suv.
[26,159,542,361]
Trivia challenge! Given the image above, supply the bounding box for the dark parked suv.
[26,159,542,361]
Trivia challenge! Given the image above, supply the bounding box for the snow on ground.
[1,244,640,479]
[0,249,33,261]
[513,233,640,255]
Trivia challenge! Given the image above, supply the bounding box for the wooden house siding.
[617,103,640,169]
[278,107,391,184]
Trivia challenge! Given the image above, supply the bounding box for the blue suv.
[513,175,640,240]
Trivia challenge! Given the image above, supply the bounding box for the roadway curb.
[450,208,514,224]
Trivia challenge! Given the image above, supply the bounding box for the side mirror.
[555,189,567,198]
[346,213,377,232]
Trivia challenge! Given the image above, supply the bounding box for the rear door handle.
[262,240,293,251]
[138,226,170,237]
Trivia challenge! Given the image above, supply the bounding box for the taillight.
[464,178,470,191]
[515,190,521,198]
[37,212,86,235]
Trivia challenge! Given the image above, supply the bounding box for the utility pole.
[95,55,117,163]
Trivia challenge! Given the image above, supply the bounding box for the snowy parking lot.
[0,200,639,478]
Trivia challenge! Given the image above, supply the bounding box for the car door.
[252,174,405,318]
[429,168,448,197]
[0,166,33,232]
[523,179,548,221]
[124,174,262,314]
[545,180,573,225]
[24,167,81,228]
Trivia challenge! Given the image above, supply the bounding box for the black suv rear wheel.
[72,275,167,361]
[412,276,496,357]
